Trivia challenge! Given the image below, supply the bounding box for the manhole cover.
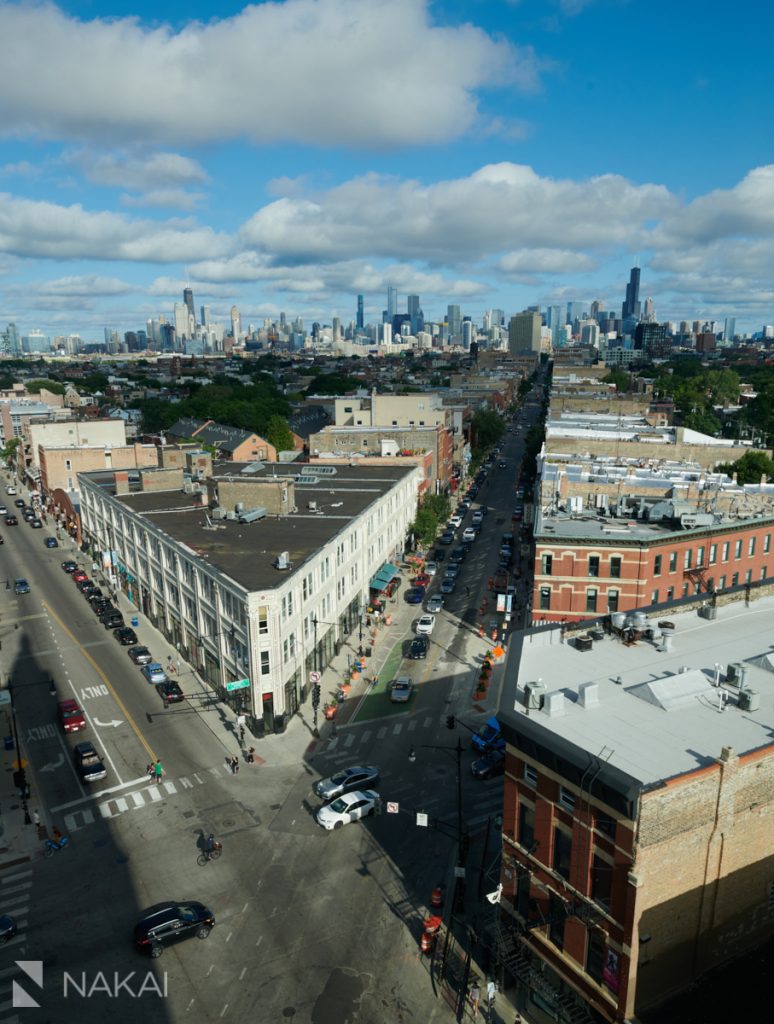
[281,1008,296,1018]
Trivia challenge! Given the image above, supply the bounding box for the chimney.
[114,470,130,494]
[578,682,600,709]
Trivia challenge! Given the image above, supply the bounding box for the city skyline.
[1,0,773,339]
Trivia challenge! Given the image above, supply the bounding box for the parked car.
[450,546,467,562]
[102,610,124,630]
[0,914,18,945]
[134,901,215,958]
[415,614,436,635]
[471,511,484,526]
[471,716,505,754]
[58,698,86,733]
[30,518,43,529]
[445,563,461,579]
[141,662,168,685]
[44,537,59,548]
[440,577,456,594]
[512,504,524,521]
[432,548,445,562]
[449,513,464,528]
[13,499,25,508]
[315,790,380,830]
[72,569,88,582]
[157,680,184,706]
[409,635,429,659]
[498,460,507,469]
[471,749,506,780]
[414,573,430,589]
[424,561,438,577]
[76,577,94,592]
[73,741,107,783]
[4,515,17,526]
[313,765,380,801]
[390,676,414,702]
[426,594,444,613]
[14,578,30,595]
[114,627,138,646]
[61,560,78,572]
[404,587,425,605]
[462,527,476,543]
[128,645,153,666]
[438,532,454,545]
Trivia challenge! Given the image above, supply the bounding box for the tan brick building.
[492,597,774,1023]
[39,442,159,495]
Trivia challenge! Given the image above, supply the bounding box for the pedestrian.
[52,826,62,842]
[470,980,481,1018]
[153,760,164,784]
[167,655,176,675]
[32,809,40,827]
[486,979,497,1013]
[146,762,154,779]
[238,724,245,744]
[231,756,240,775]
[246,747,255,765]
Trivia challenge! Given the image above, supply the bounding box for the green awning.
[370,562,400,590]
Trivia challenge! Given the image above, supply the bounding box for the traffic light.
[312,684,321,709]
[446,715,456,730]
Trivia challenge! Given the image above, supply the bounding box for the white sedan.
[316,790,381,830]
[415,614,436,635]
[425,561,438,577]
[462,527,477,543]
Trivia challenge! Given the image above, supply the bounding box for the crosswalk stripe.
[130,791,146,809]
[377,727,387,740]
[392,723,403,735]
[0,871,32,884]
[407,720,418,731]
[146,786,162,802]
[100,796,128,818]
[162,781,177,794]
[344,734,355,748]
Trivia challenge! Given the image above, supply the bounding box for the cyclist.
[205,833,217,859]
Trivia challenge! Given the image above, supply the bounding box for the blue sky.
[1,0,772,340]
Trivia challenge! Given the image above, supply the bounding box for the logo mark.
[13,961,43,1009]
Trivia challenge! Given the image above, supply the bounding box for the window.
[745,569,752,583]
[258,607,268,635]
[731,572,739,587]
[682,583,689,597]
[722,542,729,562]
[607,589,619,612]
[734,539,742,559]
[609,556,621,579]
[586,930,606,984]
[558,787,576,811]
[594,812,616,840]
[683,549,692,570]
[697,546,705,567]
[65,458,72,471]
[765,534,771,554]
[539,587,551,610]
[651,589,659,605]
[718,574,727,589]
[588,556,600,578]
[260,651,270,676]
[669,552,677,572]
[748,536,756,556]
[549,894,566,950]
[666,587,674,601]
[591,852,613,910]
[586,589,598,613]
[709,544,717,564]
[653,554,662,576]
[761,566,767,581]
[518,802,535,849]
[553,827,572,881]
[541,554,553,575]
[523,764,537,787]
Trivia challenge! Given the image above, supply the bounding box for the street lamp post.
[408,732,466,898]
[3,677,57,826]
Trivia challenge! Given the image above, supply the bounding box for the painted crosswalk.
[0,867,34,1019]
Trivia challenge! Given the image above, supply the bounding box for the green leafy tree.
[423,494,451,524]
[715,451,774,484]
[26,378,66,395]
[304,373,361,396]
[471,409,504,453]
[601,369,631,393]
[266,415,295,453]
[411,506,439,548]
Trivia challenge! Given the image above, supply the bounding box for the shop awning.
[369,561,400,590]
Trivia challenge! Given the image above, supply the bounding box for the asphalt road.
[0,391,544,1024]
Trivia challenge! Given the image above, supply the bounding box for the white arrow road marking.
[39,754,64,773]
[92,718,124,728]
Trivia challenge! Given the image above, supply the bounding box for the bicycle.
[44,836,70,857]
[197,840,222,866]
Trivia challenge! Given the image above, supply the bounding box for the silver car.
[313,765,380,801]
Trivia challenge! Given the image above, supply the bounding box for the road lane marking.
[42,600,157,765]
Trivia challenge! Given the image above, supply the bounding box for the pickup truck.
[471,716,505,754]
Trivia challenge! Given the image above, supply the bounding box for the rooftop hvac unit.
[308,501,318,512]
[239,507,267,524]
[726,662,747,688]
[524,682,546,710]
[274,551,291,571]
[183,480,194,494]
[225,510,237,520]
[211,507,227,520]
[235,502,244,514]
[737,688,760,712]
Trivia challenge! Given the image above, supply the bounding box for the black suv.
[101,609,124,630]
[134,901,215,958]
[409,635,429,659]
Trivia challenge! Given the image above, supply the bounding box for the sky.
[1,0,773,341]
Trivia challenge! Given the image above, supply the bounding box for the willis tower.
[622,265,641,321]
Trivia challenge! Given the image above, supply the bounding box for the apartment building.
[493,597,774,1023]
[78,461,421,737]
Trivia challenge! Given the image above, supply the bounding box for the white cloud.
[0,193,229,261]
[499,248,597,275]
[655,166,774,245]
[0,160,39,178]
[0,0,541,148]
[64,149,209,190]
[120,189,206,211]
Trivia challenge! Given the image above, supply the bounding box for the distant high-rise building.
[447,304,462,342]
[332,316,342,342]
[407,294,423,335]
[642,297,655,322]
[387,286,398,321]
[723,318,736,345]
[230,305,242,340]
[174,302,190,340]
[622,265,641,322]
[590,300,604,321]
[356,294,364,330]
[462,320,474,349]
[200,305,210,327]
[508,311,542,354]
[183,287,195,325]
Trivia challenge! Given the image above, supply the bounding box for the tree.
[26,378,65,395]
[411,506,439,548]
[715,451,774,484]
[601,369,630,393]
[266,415,295,453]
[471,409,504,453]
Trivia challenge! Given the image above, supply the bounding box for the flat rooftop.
[85,462,417,594]
[504,596,774,789]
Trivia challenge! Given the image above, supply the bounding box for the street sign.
[416,812,429,827]
[309,670,321,683]
[226,678,250,692]
[386,802,399,814]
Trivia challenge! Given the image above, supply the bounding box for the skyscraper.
[723,318,736,345]
[200,305,210,327]
[622,265,641,322]
[407,294,423,334]
[183,287,195,324]
[174,302,189,340]
[387,286,398,321]
[356,294,364,330]
[230,305,241,341]
[447,304,462,342]
[508,312,542,354]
